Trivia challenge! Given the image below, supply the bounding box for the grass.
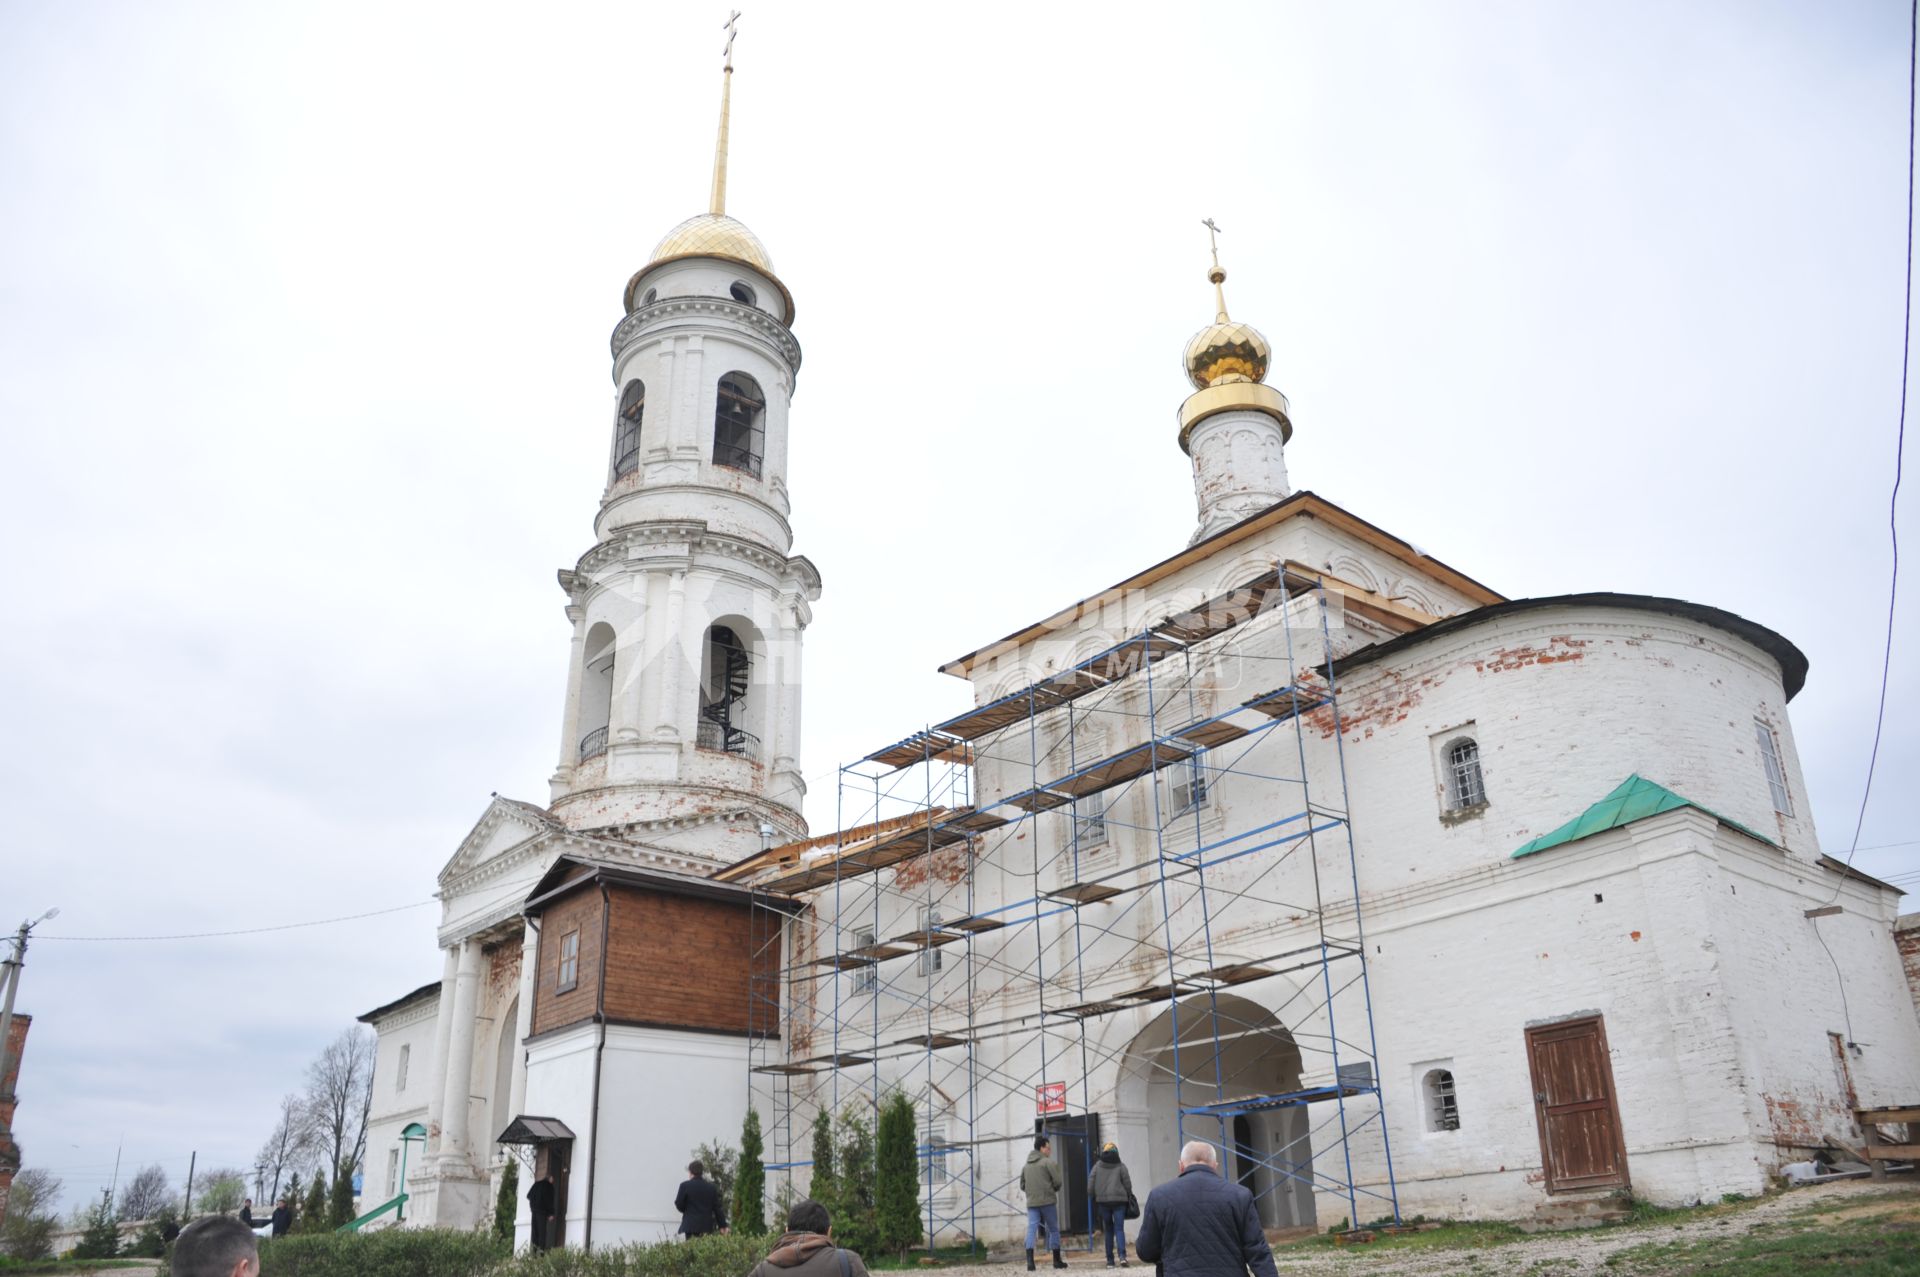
[1602,1212,1919,1275]
[866,1244,990,1270]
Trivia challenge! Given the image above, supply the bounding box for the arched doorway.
[1114,993,1315,1229]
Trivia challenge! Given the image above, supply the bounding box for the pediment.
[439,796,564,887]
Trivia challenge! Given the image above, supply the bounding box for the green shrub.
[733,1109,766,1237]
[256,1229,508,1276]
[873,1093,921,1258]
[298,1172,327,1234]
[496,1160,520,1244]
[511,1230,766,1277]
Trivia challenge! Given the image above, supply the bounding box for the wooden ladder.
[1854,1105,1920,1180]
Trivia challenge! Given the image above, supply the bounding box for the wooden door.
[1525,1016,1630,1194]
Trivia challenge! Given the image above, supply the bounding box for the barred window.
[853,929,877,994]
[714,373,765,476]
[1445,738,1486,810]
[1073,793,1108,849]
[1754,720,1792,815]
[612,380,644,479]
[1423,1069,1460,1132]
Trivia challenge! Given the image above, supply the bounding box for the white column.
[507,928,536,1121]
[424,946,459,1152]
[656,570,688,740]
[554,605,588,772]
[438,939,483,1165]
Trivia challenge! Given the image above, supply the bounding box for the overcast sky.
[2,0,1913,1214]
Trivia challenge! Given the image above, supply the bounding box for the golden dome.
[650,213,774,274]
[1184,319,1271,390]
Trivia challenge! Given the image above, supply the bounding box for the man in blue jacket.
[1133,1141,1277,1277]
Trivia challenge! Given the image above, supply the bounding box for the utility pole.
[0,906,58,1225]
[183,1151,196,1219]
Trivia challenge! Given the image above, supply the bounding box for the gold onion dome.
[1184,267,1270,389]
[650,212,775,274]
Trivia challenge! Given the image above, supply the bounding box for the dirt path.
[931,1180,1918,1277]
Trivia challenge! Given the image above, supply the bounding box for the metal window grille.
[1446,739,1486,809]
[1754,720,1792,815]
[1074,794,1108,848]
[853,930,877,993]
[612,380,644,478]
[558,931,580,993]
[1171,752,1209,815]
[1426,1069,1459,1131]
[713,375,765,476]
[921,1120,952,1192]
[918,908,943,976]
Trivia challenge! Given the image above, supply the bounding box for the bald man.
[1133,1141,1277,1277]
[171,1215,260,1277]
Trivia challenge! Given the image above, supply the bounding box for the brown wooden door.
[1525,1015,1630,1194]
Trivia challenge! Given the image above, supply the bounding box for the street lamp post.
[0,909,59,1119]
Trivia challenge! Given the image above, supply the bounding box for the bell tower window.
[698,625,757,757]
[578,623,616,761]
[612,380,645,479]
[714,373,765,476]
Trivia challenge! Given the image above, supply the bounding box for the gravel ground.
[925,1179,1918,1277]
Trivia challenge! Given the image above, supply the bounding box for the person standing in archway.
[1134,1141,1276,1277]
[1088,1141,1136,1267]
[1021,1136,1067,1272]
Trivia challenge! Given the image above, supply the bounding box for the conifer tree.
[875,1092,923,1258]
[495,1160,519,1244]
[327,1159,355,1227]
[72,1196,119,1259]
[299,1170,327,1233]
[831,1109,879,1257]
[809,1109,836,1205]
[734,1108,767,1235]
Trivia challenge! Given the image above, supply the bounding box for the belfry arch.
[1115,993,1316,1230]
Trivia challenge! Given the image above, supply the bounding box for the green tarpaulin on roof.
[1510,774,1775,859]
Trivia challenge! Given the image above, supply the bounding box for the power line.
[36,900,435,943]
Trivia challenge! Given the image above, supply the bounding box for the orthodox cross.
[1202,218,1224,273]
[723,10,742,71]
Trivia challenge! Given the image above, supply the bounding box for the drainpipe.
[583,880,611,1251]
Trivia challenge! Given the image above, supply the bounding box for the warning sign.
[1036,1082,1067,1115]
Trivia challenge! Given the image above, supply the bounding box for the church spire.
[710,11,741,217]
[1203,217,1231,323]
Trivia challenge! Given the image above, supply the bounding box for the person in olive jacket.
[1134,1141,1277,1277]
[745,1198,873,1277]
[674,1160,729,1237]
[1021,1136,1067,1272]
[1087,1142,1136,1267]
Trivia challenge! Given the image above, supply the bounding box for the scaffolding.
[729,563,1402,1247]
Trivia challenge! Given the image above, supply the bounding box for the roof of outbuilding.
[1511,774,1775,859]
[357,980,442,1024]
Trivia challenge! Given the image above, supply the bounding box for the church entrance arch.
[1114,993,1315,1230]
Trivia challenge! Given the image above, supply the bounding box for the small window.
[396,1043,410,1092]
[729,280,757,306]
[853,929,877,993]
[921,1119,953,1193]
[714,373,765,476]
[1170,752,1209,816]
[1754,720,1792,815]
[386,1147,400,1196]
[612,380,644,479]
[557,930,580,993]
[1073,794,1108,849]
[1445,738,1486,810]
[642,287,658,306]
[918,908,944,976]
[1423,1068,1460,1132]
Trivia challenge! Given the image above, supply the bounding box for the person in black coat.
[238,1199,256,1229]
[527,1171,558,1250]
[1134,1141,1277,1277]
[269,1198,293,1237]
[674,1160,729,1238]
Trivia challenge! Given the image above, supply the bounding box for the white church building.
[359,33,1920,1252]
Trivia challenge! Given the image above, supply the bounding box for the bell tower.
[1179,220,1293,544]
[549,16,819,855]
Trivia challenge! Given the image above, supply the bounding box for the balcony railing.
[578,725,609,761]
[696,719,760,759]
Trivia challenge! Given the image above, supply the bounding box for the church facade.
[360,37,1920,1252]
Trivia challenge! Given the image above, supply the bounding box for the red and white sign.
[1037,1082,1067,1115]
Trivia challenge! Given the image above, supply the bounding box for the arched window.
[713,373,765,476]
[612,381,644,479]
[1445,738,1486,810]
[729,280,757,307]
[577,623,616,761]
[1423,1068,1460,1132]
[698,624,756,756]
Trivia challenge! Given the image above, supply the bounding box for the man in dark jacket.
[1021,1136,1067,1272]
[268,1198,292,1238]
[674,1159,729,1237]
[1134,1141,1277,1277]
[527,1171,558,1250]
[1087,1142,1135,1267]
[746,1198,872,1277]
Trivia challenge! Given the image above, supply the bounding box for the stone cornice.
[373,996,440,1033]
[570,523,815,593]
[612,297,803,377]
